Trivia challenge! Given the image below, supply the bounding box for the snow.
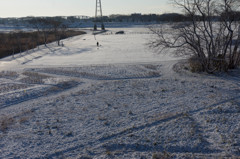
[0,25,35,33]
[0,27,178,71]
[0,26,240,158]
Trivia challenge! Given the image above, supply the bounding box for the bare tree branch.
[149,0,240,72]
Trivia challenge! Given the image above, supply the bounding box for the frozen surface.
[0,27,239,159]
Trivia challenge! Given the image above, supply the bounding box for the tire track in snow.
[0,81,80,110]
[98,112,183,142]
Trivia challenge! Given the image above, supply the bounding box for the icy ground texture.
[0,27,239,158]
[0,64,240,159]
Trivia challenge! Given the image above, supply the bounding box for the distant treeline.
[0,30,85,59]
[106,13,188,22]
[1,12,240,27]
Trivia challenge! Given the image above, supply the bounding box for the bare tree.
[48,18,67,46]
[29,17,67,47]
[51,19,62,46]
[149,0,240,73]
[29,17,51,47]
[14,31,22,54]
[9,32,16,57]
[28,18,41,49]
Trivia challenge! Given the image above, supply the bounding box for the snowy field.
[0,27,240,158]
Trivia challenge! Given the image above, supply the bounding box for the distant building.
[131,13,142,17]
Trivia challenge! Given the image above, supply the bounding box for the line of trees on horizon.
[1,11,239,27]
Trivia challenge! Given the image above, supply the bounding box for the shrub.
[0,116,15,132]
[212,54,228,72]
[188,55,204,73]
[152,151,173,159]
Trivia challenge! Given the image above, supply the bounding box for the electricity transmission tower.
[94,0,105,30]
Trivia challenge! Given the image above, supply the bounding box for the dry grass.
[21,71,50,84]
[18,116,31,124]
[147,71,161,77]
[0,30,85,59]
[0,109,35,133]
[143,64,159,70]
[0,71,18,79]
[0,83,29,94]
[0,116,15,133]
[188,56,204,73]
[152,151,173,159]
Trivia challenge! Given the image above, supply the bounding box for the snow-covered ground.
[0,27,239,159]
[0,27,179,71]
[0,25,35,33]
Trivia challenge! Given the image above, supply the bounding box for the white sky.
[0,0,176,18]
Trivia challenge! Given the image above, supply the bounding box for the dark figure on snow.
[97,42,99,47]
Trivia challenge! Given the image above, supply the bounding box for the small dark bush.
[212,54,228,72]
[188,55,204,72]
[152,151,173,159]
[0,117,15,132]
